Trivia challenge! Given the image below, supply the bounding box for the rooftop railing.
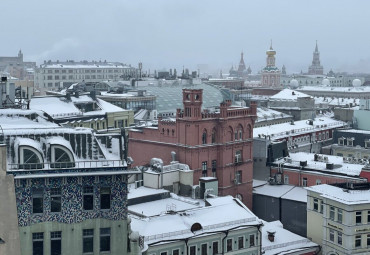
[7,160,124,172]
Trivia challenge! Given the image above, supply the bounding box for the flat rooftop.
[275,152,364,177]
[253,117,345,139]
[306,183,370,205]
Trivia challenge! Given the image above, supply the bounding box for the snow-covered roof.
[275,152,364,177]
[30,95,125,118]
[281,186,307,203]
[253,184,296,198]
[129,197,200,217]
[314,96,359,107]
[131,196,261,245]
[269,89,312,101]
[306,184,370,205]
[299,86,370,93]
[253,117,346,139]
[337,129,370,135]
[40,62,134,69]
[127,185,170,200]
[262,221,318,255]
[256,107,292,122]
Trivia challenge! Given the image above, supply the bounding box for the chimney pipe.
[267,231,275,242]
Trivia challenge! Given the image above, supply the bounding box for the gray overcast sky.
[2,0,370,74]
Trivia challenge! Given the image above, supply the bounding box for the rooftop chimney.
[267,231,276,242]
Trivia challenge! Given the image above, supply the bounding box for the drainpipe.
[257,224,263,255]
[221,230,229,254]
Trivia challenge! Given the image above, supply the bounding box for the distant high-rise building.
[261,42,280,87]
[308,41,324,75]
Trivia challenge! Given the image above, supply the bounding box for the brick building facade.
[128,89,257,208]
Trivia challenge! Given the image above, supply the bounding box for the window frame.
[249,234,255,247]
[329,206,335,221]
[313,198,319,211]
[238,236,244,249]
[212,241,218,255]
[337,231,342,246]
[50,231,62,255]
[189,245,196,255]
[329,229,334,242]
[83,229,94,254]
[50,187,62,213]
[201,243,208,255]
[99,228,111,252]
[83,186,94,211]
[302,177,308,187]
[338,209,343,223]
[32,232,44,255]
[356,211,362,224]
[32,188,44,214]
[226,238,233,252]
[355,234,361,248]
[100,187,111,210]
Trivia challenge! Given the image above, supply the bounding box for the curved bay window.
[19,146,44,169]
[51,145,75,168]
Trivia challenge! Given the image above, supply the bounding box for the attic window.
[338,138,345,146]
[365,140,370,149]
[51,145,74,168]
[19,146,44,169]
[190,223,203,232]
[347,138,354,147]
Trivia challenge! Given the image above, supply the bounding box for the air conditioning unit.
[318,155,323,162]
[323,156,329,163]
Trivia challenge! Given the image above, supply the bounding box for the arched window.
[228,126,234,142]
[51,145,74,168]
[202,130,207,144]
[236,124,243,140]
[246,124,252,139]
[19,146,44,169]
[211,129,216,143]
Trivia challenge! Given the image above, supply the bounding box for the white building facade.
[34,61,138,93]
[307,183,370,255]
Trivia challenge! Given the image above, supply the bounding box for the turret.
[182,89,203,120]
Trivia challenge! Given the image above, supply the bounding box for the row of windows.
[152,234,255,255]
[32,186,111,214]
[45,74,119,80]
[32,228,111,255]
[338,137,370,148]
[201,160,217,178]
[313,199,370,225]
[329,230,370,248]
[43,69,135,74]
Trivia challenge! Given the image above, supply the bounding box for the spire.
[315,40,318,52]
[270,39,273,50]
[238,51,246,72]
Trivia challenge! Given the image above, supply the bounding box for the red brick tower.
[129,89,256,208]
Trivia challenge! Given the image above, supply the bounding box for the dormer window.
[51,145,74,168]
[338,138,345,146]
[19,146,44,169]
[347,138,354,147]
[365,140,370,149]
